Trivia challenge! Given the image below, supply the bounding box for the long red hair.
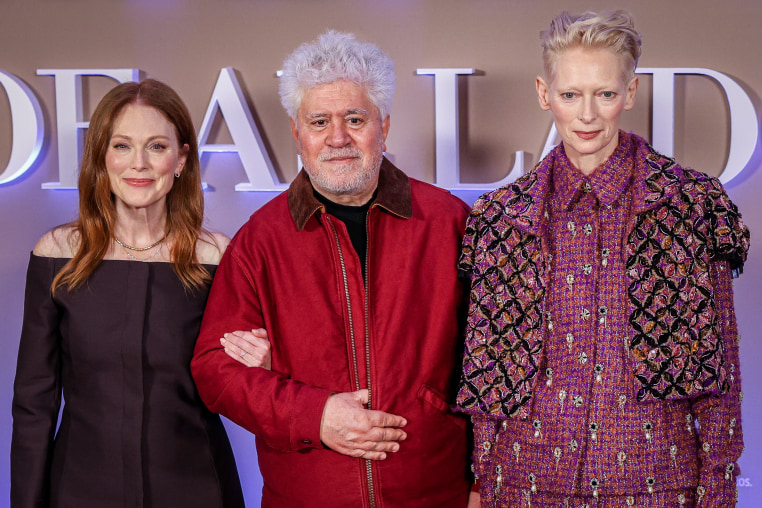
[52,79,210,293]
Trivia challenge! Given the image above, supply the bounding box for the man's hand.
[320,389,407,460]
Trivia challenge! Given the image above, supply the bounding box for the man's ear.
[290,118,301,155]
[381,115,390,152]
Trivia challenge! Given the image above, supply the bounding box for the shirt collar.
[552,131,634,210]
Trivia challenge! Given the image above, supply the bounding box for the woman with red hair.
[11,79,267,507]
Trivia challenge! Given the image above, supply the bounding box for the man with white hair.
[193,31,476,507]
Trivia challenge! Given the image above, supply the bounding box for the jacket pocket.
[417,383,467,431]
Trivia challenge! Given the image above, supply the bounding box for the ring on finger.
[240,351,248,358]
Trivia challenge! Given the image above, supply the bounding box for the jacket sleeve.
[11,256,62,508]
[690,259,743,507]
[191,241,332,452]
[459,198,502,486]
[471,414,499,482]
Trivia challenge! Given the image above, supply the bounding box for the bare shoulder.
[196,231,230,265]
[32,226,77,258]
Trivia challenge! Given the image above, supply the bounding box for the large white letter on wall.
[197,67,283,191]
[36,68,142,189]
[637,67,758,185]
[416,68,525,190]
[0,71,44,185]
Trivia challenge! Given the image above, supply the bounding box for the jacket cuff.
[471,416,500,480]
[289,387,333,450]
[696,475,738,508]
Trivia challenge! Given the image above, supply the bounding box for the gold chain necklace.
[114,234,166,251]
[121,242,164,262]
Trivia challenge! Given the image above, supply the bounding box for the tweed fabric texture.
[458,132,748,507]
[489,486,696,507]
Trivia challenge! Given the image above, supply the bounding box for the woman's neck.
[113,204,168,248]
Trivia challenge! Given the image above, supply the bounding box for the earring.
[174,173,181,178]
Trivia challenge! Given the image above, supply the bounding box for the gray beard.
[304,150,383,196]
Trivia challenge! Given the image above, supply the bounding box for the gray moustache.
[318,151,362,161]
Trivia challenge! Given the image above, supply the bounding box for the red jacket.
[192,159,471,508]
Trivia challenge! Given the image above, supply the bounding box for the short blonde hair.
[541,10,642,80]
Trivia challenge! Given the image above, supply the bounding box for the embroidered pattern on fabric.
[626,148,749,401]
[456,134,750,417]
[457,173,547,417]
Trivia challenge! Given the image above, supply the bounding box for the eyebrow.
[109,134,172,141]
[305,109,370,119]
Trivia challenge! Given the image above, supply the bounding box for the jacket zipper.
[326,217,376,508]
[362,212,376,508]
[326,218,361,396]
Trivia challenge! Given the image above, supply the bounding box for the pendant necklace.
[114,235,166,262]
[114,234,166,251]
[120,242,164,261]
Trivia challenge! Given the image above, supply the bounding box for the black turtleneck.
[314,190,375,281]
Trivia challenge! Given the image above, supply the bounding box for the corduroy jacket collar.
[287,157,413,231]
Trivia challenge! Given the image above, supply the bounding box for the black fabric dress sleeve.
[11,255,63,508]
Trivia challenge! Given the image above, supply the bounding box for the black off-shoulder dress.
[11,255,244,508]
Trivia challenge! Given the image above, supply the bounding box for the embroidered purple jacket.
[456,132,749,507]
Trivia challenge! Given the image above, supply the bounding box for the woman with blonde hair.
[11,79,268,507]
[457,10,749,507]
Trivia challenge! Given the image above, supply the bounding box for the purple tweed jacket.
[457,132,750,507]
